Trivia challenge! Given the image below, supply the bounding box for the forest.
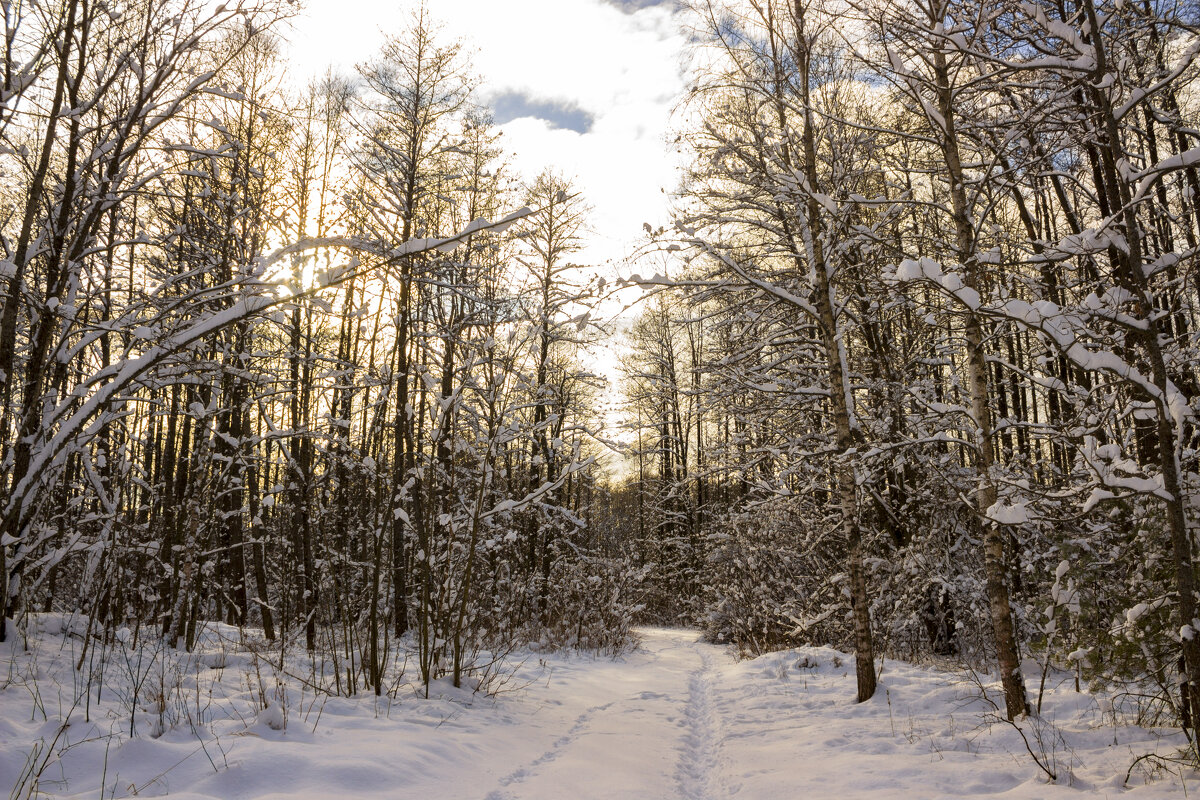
[3,0,1200,795]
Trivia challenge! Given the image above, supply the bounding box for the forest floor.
[1,621,1196,798]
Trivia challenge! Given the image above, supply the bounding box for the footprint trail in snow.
[676,648,725,800]
[480,629,724,800]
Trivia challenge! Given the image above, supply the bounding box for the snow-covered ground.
[2,621,1193,798]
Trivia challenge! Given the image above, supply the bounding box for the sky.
[286,0,690,463]
[286,0,689,270]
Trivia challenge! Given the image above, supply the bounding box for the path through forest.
[3,626,1191,799]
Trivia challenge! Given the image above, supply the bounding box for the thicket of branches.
[618,0,1200,744]
[0,0,639,698]
[7,0,1200,762]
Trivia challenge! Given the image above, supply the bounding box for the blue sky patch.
[604,0,673,10]
[489,91,596,134]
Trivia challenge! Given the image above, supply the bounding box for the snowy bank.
[0,623,1193,798]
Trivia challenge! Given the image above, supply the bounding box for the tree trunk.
[931,43,1028,720]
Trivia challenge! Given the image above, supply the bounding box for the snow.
[986,500,1030,525]
[894,257,943,282]
[1084,489,1118,513]
[1127,603,1152,625]
[1,623,1192,799]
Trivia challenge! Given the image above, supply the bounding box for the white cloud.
[286,0,688,268]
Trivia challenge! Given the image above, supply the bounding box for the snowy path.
[675,646,723,800]
[480,629,722,800]
[3,625,1193,799]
